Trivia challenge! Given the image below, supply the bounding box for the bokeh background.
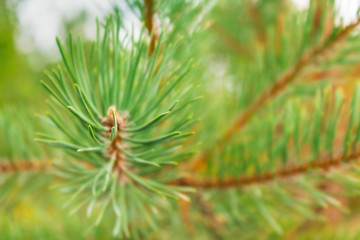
[0,0,135,106]
[1,0,359,107]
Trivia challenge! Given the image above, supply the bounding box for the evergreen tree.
[3,0,360,239]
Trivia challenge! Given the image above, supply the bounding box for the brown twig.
[102,107,130,184]
[171,150,360,189]
[144,0,158,56]
[0,160,51,173]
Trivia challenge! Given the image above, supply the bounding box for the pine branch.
[187,17,360,171]
[144,0,158,55]
[0,160,51,173]
[172,150,360,188]
[220,17,360,147]
[36,14,197,236]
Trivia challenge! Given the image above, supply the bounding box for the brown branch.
[144,0,158,56]
[103,107,130,184]
[220,17,360,146]
[186,17,360,172]
[171,150,360,189]
[0,160,51,173]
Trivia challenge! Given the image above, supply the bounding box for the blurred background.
[0,0,133,106]
[0,0,359,107]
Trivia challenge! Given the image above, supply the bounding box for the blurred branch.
[144,0,158,55]
[187,17,360,172]
[172,150,360,188]
[0,160,51,173]
[220,17,360,146]
[305,64,360,83]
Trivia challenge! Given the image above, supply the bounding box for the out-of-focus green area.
[0,0,46,106]
[0,0,89,107]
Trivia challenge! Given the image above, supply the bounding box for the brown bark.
[171,150,360,189]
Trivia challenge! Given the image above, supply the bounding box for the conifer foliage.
[37,13,198,237]
[3,0,360,239]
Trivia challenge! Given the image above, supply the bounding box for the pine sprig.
[37,13,199,236]
[174,82,360,188]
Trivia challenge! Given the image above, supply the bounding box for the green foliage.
[0,1,46,106]
[0,107,51,164]
[4,0,360,239]
[36,13,199,237]
[0,107,54,218]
